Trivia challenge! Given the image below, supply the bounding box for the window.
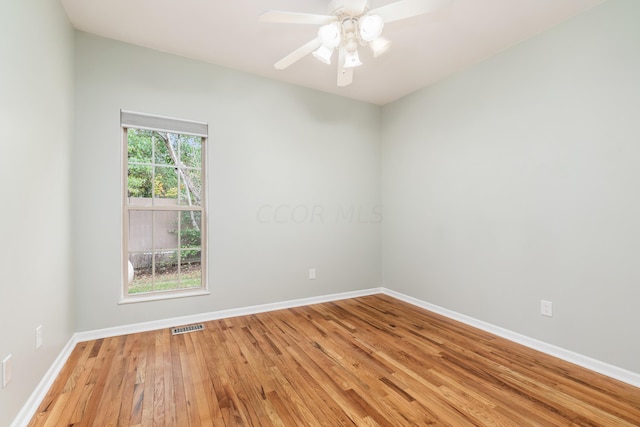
[121,111,207,301]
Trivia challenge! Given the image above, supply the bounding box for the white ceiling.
[60,0,606,105]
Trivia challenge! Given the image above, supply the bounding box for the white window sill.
[119,289,210,305]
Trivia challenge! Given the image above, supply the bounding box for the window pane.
[153,210,179,250]
[180,251,201,289]
[180,211,201,248]
[154,250,179,291]
[127,129,153,164]
[180,168,201,206]
[153,132,172,165]
[153,166,178,203]
[128,255,152,294]
[128,165,153,198]
[128,197,152,207]
[181,136,201,169]
[123,118,206,299]
[128,207,153,294]
[128,210,153,251]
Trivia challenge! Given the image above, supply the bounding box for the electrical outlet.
[541,300,553,317]
[36,325,43,350]
[308,268,316,280]
[2,355,12,388]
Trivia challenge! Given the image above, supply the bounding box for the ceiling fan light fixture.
[317,23,341,48]
[261,0,452,87]
[370,37,391,58]
[313,45,334,64]
[359,14,384,42]
[343,49,362,68]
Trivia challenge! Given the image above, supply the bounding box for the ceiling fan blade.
[337,48,353,87]
[328,0,368,16]
[259,10,337,25]
[355,0,370,15]
[368,0,450,23]
[350,0,370,15]
[274,38,322,70]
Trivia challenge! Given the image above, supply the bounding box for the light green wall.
[0,1,75,425]
[73,33,382,331]
[5,1,640,424]
[382,0,640,373]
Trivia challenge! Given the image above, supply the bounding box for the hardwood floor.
[29,294,640,426]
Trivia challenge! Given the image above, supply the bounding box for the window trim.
[121,110,208,303]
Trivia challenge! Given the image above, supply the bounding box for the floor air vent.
[171,324,205,335]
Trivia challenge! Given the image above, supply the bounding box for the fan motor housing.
[329,0,370,16]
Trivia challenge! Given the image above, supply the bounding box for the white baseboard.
[10,335,79,427]
[11,287,382,427]
[75,287,383,342]
[381,288,640,388]
[12,285,639,426]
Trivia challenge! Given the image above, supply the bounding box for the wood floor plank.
[98,335,131,426]
[168,332,190,427]
[51,344,97,426]
[161,328,178,426]
[28,341,90,426]
[139,332,156,426]
[28,294,640,426]
[176,333,204,427]
[216,321,266,426]
[117,334,140,426]
[255,314,356,426]
[70,335,122,427]
[224,326,282,426]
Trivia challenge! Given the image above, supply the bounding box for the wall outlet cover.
[541,300,553,317]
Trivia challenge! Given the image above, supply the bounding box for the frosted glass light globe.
[360,14,384,41]
[318,23,341,48]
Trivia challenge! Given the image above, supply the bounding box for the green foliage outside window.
[127,128,204,294]
[127,128,202,201]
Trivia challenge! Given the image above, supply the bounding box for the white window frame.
[120,110,209,303]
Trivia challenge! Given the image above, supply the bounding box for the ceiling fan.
[259,0,450,87]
